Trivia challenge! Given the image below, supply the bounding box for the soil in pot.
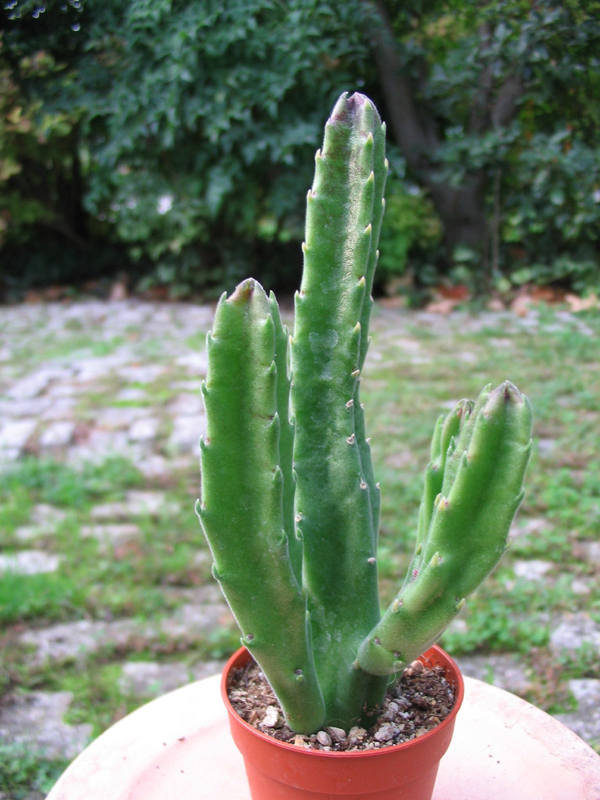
[228,656,457,751]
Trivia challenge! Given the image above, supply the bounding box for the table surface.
[47,673,600,800]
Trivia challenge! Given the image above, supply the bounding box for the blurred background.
[1,0,600,305]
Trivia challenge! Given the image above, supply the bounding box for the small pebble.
[317,730,332,747]
[325,726,347,743]
[348,725,367,746]
[374,723,399,742]
[260,705,282,729]
[406,660,424,676]
[293,735,309,748]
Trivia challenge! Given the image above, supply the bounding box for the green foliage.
[2,0,600,295]
[399,0,600,287]
[0,743,68,799]
[502,130,600,291]
[377,175,442,280]
[2,0,376,294]
[0,571,86,624]
[0,35,78,240]
[0,456,144,507]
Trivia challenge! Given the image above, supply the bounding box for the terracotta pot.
[222,645,464,800]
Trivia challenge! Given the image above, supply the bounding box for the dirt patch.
[228,657,456,751]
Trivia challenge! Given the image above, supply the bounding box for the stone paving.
[0,299,598,774]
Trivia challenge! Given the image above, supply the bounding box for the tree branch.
[369,0,439,174]
[467,24,493,135]
[491,72,523,129]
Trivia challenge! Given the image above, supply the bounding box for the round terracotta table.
[47,673,600,800]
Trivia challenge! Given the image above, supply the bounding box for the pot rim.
[220,644,464,760]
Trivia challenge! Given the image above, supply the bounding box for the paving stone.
[128,416,160,441]
[512,559,554,581]
[117,364,166,384]
[80,523,141,553]
[573,539,600,565]
[0,397,52,417]
[553,679,600,747]
[118,661,191,698]
[33,504,68,527]
[74,355,129,383]
[159,601,233,639]
[446,617,468,636]
[14,527,44,542]
[0,550,61,575]
[170,414,206,452]
[0,691,92,760]
[550,612,600,657]
[20,598,232,668]
[90,490,180,520]
[168,393,204,416]
[15,504,67,541]
[190,660,226,681]
[509,517,551,538]
[455,654,531,696]
[171,380,203,392]
[0,419,37,451]
[571,578,593,596]
[45,382,79,398]
[39,421,75,447]
[67,430,147,465]
[137,454,195,479]
[40,396,77,420]
[176,352,208,374]
[384,450,414,470]
[73,361,112,383]
[6,369,66,400]
[117,387,147,401]
[118,659,225,698]
[136,454,170,479]
[192,550,212,568]
[20,618,155,667]
[96,406,150,429]
[0,447,21,465]
[538,438,557,456]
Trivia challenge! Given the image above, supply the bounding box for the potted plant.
[197,92,532,800]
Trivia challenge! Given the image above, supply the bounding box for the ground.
[0,298,599,798]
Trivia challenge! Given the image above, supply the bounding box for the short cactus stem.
[357,382,532,677]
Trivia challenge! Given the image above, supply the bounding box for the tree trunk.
[368,1,521,270]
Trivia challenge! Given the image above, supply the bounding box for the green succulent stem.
[290,92,388,727]
[198,280,325,732]
[357,382,532,676]
[198,92,532,735]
